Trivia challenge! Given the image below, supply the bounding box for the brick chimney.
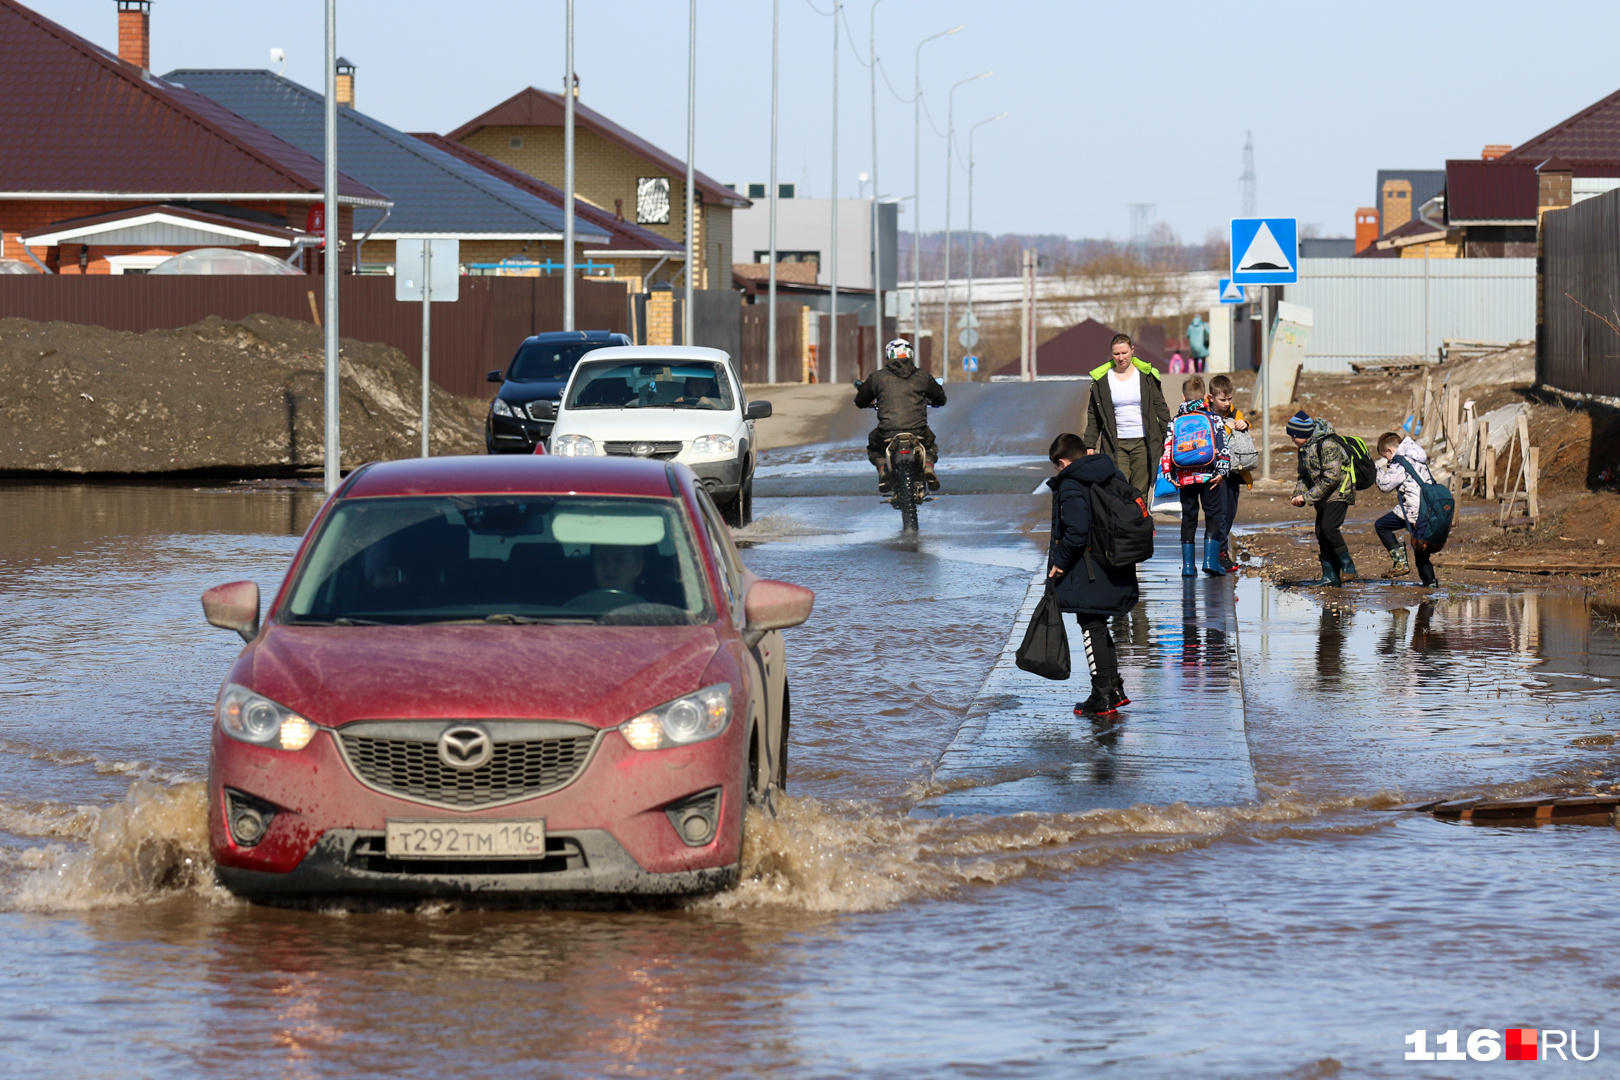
[117,0,151,71]
[335,57,355,108]
[1481,144,1512,161]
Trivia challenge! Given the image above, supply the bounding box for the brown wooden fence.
[738,301,806,383]
[1542,189,1620,397]
[0,274,628,399]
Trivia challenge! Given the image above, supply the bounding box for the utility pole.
[942,70,990,385]
[967,111,1006,379]
[1241,130,1257,218]
[829,0,838,384]
[869,0,886,377]
[420,240,432,457]
[683,0,696,345]
[1260,284,1271,481]
[322,0,340,493]
[562,0,575,331]
[767,0,779,383]
[912,25,962,373]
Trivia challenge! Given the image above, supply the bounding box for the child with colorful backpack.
[1206,374,1254,573]
[1160,375,1232,577]
[1374,431,1447,588]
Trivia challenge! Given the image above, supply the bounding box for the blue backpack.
[1394,456,1455,551]
[1170,411,1219,469]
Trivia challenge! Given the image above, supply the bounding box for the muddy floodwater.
[6,400,1620,1077]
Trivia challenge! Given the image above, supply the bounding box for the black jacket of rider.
[854,354,946,432]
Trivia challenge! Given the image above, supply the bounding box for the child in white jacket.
[1374,431,1438,587]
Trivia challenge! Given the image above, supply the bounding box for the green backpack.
[1330,434,1377,491]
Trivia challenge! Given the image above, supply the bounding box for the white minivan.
[546,346,772,526]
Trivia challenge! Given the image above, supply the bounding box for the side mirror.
[202,581,261,643]
[486,369,504,383]
[531,399,558,421]
[745,400,773,421]
[743,578,814,633]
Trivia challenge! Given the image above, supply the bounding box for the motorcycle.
[883,431,931,533]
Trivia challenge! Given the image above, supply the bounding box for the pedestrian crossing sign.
[1229,217,1298,285]
[1217,278,1246,304]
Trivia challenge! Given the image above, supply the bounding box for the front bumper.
[209,721,746,900]
[685,456,745,499]
[486,411,553,454]
[216,828,739,900]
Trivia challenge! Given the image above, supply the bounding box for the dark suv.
[485,330,632,454]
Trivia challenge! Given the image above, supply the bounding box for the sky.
[28,0,1620,245]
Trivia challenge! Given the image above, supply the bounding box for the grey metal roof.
[164,69,608,242]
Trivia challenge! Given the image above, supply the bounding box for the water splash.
[2,780,219,911]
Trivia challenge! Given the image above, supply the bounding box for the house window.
[754,250,819,271]
[105,254,174,275]
[747,183,766,200]
[509,135,523,149]
[636,177,671,225]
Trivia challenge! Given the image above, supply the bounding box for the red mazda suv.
[200,455,812,901]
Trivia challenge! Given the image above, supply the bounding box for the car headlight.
[619,684,731,751]
[216,683,318,751]
[492,399,515,418]
[690,434,736,457]
[552,434,598,457]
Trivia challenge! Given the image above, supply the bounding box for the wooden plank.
[1527,445,1541,519]
[1433,558,1614,575]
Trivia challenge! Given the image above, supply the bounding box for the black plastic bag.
[1015,587,1070,680]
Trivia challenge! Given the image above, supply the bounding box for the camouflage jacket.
[1293,418,1356,505]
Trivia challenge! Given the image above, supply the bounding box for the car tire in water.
[778,681,790,791]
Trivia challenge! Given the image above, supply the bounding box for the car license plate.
[384,820,546,859]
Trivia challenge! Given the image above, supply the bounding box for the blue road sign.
[1230,218,1298,285]
[963,355,979,373]
[1217,278,1246,304]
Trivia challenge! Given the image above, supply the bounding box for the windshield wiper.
[289,616,395,627]
[482,613,595,624]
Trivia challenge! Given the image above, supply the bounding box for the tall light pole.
[683,0,696,346]
[562,0,575,331]
[966,111,1007,370]
[912,25,962,373]
[941,70,990,385]
[869,0,887,377]
[767,0,779,382]
[828,0,839,384]
[322,0,340,493]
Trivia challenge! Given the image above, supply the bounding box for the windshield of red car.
[282,495,715,626]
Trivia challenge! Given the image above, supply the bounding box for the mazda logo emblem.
[437,725,493,771]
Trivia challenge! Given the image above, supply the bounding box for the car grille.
[338,727,597,808]
[525,401,555,421]
[603,440,683,460]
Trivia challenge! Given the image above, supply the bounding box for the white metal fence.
[1288,258,1536,373]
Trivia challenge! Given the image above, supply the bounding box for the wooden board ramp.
[1386,795,1620,827]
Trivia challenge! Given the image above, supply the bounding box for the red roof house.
[0,0,386,273]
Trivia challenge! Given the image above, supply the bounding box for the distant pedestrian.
[1169,351,1188,374]
[1374,431,1440,588]
[1206,374,1251,573]
[1160,375,1232,577]
[1046,432,1140,719]
[1186,314,1210,373]
[1288,410,1356,587]
[1083,333,1171,496]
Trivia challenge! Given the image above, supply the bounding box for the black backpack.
[1086,474,1156,568]
[1330,433,1378,491]
[1394,456,1455,551]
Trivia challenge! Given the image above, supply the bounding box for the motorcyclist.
[853,338,946,492]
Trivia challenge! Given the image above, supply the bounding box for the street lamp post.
[942,70,990,385]
[322,0,340,493]
[869,0,887,378]
[562,0,575,331]
[966,111,1008,370]
[829,0,839,384]
[767,0,779,383]
[683,0,696,346]
[912,25,962,374]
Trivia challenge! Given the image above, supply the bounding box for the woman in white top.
[1082,332,1171,494]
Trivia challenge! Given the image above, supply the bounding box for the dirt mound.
[0,314,484,474]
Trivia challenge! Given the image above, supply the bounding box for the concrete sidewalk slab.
[917,540,1258,816]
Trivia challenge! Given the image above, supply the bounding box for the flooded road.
[6,404,1620,1076]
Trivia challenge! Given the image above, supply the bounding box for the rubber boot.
[1181,542,1197,578]
[1389,544,1410,576]
[1336,548,1359,582]
[1202,537,1227,576]
[876,463,890,493]
[923,459,941,492]
[1109,676,1130,711]
[1419,564,1439,588]
[1075,685,1117,718]
[1300,558,1342,588]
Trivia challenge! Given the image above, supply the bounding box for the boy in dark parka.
[1047,432,1141,718]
